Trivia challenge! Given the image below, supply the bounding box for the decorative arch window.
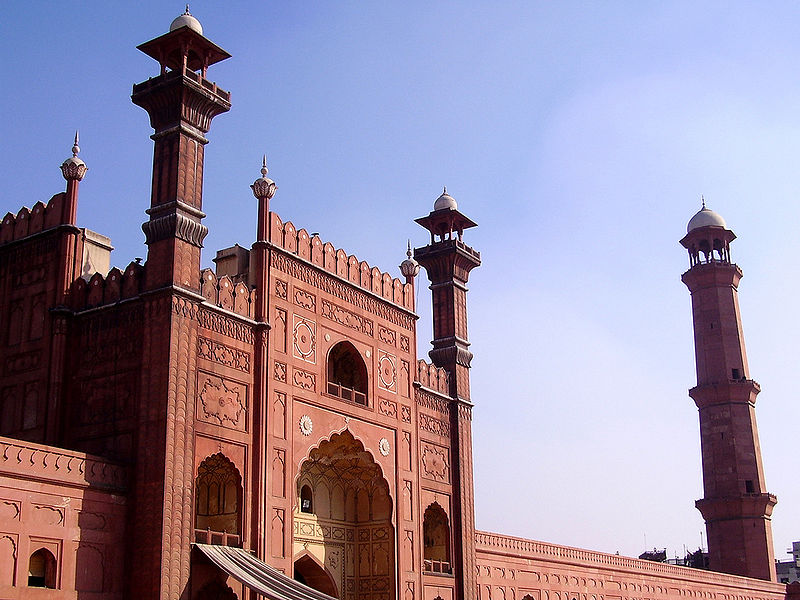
[300,484,314,514]
[28,548,57,588]
[195,453,242,546]
[327,341,368,405]
[423,503,451,573]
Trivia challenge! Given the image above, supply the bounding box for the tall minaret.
[132,7,231,290]
[415,188,481,600]
[680,203,777,582]
[127,11,232,600]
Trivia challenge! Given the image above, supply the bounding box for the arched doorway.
[294,430,394,600]
[294,553,338,598]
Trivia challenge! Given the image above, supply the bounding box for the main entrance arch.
[293,429,394,600]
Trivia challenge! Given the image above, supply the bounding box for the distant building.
[639,549,668,563]
[777,542,800,584]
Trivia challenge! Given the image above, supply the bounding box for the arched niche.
[327,342,368,405]
[423,502,451,573]
[28,548,57,588]
[195,453,243,544]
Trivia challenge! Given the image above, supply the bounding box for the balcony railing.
[423,559,452,574]
[194,528,241,548]
[327,381,367,405]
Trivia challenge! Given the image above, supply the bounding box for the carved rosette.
[299,415,313,436]
[379,438,390,457]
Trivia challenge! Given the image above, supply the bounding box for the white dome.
[170,8,203,35]
[687,207,727,232]
[433,187,457,211]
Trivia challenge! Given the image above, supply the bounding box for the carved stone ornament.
[142,212,208,247]
[299,414,313,436]
[379,438,390,457]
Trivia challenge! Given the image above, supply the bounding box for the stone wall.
[475,531,788,600]
[0,436,127,599]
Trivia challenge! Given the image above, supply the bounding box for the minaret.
[126,12,232,600]
[131,7,231,290]
[251,156,277,558]
[415,188,480,600]
[680,202,777,582]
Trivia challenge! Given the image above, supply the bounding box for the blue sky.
[3,2,799,560]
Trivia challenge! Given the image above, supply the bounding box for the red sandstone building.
[0,11,796,600]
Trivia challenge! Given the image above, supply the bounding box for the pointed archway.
[294,553,338,598]
[294,429,394,600]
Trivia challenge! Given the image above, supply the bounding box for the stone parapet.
[0,435,127,492]
[0,193,74,245]
[476,530,788,597]
[269,212,414,312]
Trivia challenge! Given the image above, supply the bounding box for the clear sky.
[2,2,798,561]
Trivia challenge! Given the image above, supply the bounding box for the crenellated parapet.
[200,268,254,318]
[269,212,414,311]
[69,261,145,311]
[0,193,72,245]
[415,359,450,395]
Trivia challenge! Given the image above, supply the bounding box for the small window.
[301,485,313,514]
[745,480,755,493]
[731,368,740,380]
[28,548,57,588]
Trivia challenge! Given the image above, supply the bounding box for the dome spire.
[701,194,706,209]
[60,130,87,181]
[400,239,420,281]
[251,155,277,201]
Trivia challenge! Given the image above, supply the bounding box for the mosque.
[0,9,796,600]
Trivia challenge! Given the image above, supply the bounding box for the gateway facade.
[0,12,795,600]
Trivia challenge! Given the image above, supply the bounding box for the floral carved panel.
[420,442,450,483]
[197,336,251,373]
[294,288,316,312]
[292,315,316,364]
[196,373,247,431]
[293,367,316,391]
[321,299,374,336]
[377,350,397,393]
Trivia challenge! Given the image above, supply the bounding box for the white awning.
[195,544,337,600]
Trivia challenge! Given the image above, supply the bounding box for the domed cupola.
[433,187,458,211]
[680,198,736,267]
[687,204,727,232]
[170,5,203,35]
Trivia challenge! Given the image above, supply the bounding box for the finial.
[61,131,87,181]
[443,186,447,195]
[701,195,706,209]
[400,240,420,279]
[185,4,191,15]
[251,155,277,201]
